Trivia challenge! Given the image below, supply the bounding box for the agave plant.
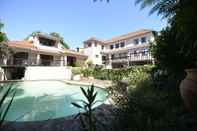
[0,84,16,128]
[72,85,99,131]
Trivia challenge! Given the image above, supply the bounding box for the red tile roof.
[3,41,87,57]
[5,41,36,50]
[104,29,153,44]
[83,29,154,46]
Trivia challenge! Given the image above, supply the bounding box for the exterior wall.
[28,36,63,50]
[102,32,154,68]
[104,32,154,51]
[83,41,103,65]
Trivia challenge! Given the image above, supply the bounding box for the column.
[60,56,64,66]
[36,54,40,65]
[108,54,112,69]
[64,56,67,66]
[3,57,7,65]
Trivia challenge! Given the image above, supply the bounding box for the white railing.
[0,58,66,66]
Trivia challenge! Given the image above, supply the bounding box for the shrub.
[109,66,194,131]
[72,67,82,75]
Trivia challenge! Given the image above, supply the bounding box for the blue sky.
[0,0,167,49]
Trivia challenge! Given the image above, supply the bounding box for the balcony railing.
[102,51,153,63]
[0,58,66,66]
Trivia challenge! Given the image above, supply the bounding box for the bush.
[72,67,82,75]
[82,65,153,81]
[109,66,194,131]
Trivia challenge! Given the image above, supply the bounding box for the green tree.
[0,21,8,42]
[136,0,197,72]
[135,0,180,18]
[50,32,69,49]
[0,21,4,31]
[25,31,42,40]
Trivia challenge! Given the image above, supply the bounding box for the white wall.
[103,32,154,51]
[24,66,72,80]
[83,42,103,65]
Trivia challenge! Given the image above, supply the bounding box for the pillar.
[36,54,40,65]
[64,56,67,66]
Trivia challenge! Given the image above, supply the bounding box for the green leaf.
[80,87,89,100]
[71,102,82,109]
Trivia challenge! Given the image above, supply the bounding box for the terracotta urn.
[180,69,197,115]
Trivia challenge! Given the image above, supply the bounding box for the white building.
[0,33,87,67]
[0,33,87,79]
[82,29,155,68]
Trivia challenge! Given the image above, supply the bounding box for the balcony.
[103,50,153,64]
[0,58,66,67]
[128,51,153,62]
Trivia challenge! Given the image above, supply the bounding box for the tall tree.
[0,21,4,31]
[0,21,8,42]
[135,0,180,18]
[50,32,69,49]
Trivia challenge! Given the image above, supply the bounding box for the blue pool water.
[1,81,108,122]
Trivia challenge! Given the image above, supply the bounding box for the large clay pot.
[180,69,197,115]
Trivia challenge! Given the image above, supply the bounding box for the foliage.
[82,65,153,81]
[0,21,4,31]
[0,21,8,42]
[25,31,42,40]
[73,60,85,67]
[0,84,16,128]
[82,68,95,77]
[0,43,13,63]
[110,67,193,131]
[25,31,69,49]
[85,60,94,68]
[72,67,82,75]
[72,85,101,131]
[135,0,179,18]
[49,32,69,49]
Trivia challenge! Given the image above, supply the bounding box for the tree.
[0,21,4,31]
[135,0,181,18]
[0,21,8,42]
[25,31,42,40]
[49,32,69,49]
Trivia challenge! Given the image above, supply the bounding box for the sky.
[0,0,167,49]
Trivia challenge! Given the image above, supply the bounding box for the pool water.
[1,81,108,122]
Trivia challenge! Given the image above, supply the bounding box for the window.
[134,51,138,57]
[115,43,119,48]
[141,37,147,43]
[39,38,56,47]
[87,43,91,47]
[111,54,114,59]
[142,50,146,56]
[110,45,114,50]
[95,55,99,58]
[134,39,139,45]
[102,45,104,50]
[120,42,125,47]
[119,53,127,59]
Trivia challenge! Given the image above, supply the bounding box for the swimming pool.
[1,81,108,122]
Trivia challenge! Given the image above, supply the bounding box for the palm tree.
[135,0,180,18]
